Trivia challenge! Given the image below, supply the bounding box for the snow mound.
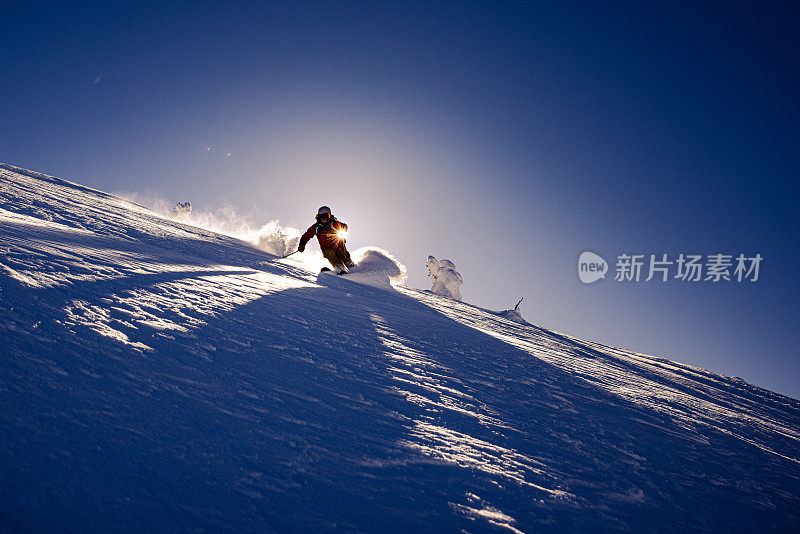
[427,256,463,300]
[341,247,408,289]
[496,298,530,325]
[497,309,530,325]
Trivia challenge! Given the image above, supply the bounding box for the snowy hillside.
[1,163,798,532]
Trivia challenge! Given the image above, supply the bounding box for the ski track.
[1,163,799,532]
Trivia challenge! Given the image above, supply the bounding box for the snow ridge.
[1,164,799,532]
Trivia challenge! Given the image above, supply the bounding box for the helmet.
[316,206,332,223]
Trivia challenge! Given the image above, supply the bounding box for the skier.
[297,206,355,272]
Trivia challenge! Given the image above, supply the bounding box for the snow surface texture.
[427,255,463,300]
[1,162,800,532]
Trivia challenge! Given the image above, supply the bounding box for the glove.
[298,244,305,252]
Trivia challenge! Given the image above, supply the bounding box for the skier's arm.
[334,220,348,232]
[298,225,316,252]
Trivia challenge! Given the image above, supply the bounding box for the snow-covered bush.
[168,202,192,221]
[426,256,463,300]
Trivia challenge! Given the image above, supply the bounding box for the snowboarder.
[297,206,355,272]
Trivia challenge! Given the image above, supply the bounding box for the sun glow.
[336,228,348,242]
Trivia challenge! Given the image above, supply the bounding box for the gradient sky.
[2,1,798,398]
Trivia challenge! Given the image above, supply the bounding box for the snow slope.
[1,163,798,532]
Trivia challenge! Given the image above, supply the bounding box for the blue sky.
[2,1,798,398]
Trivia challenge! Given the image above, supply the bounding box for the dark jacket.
[299,218,348,251]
